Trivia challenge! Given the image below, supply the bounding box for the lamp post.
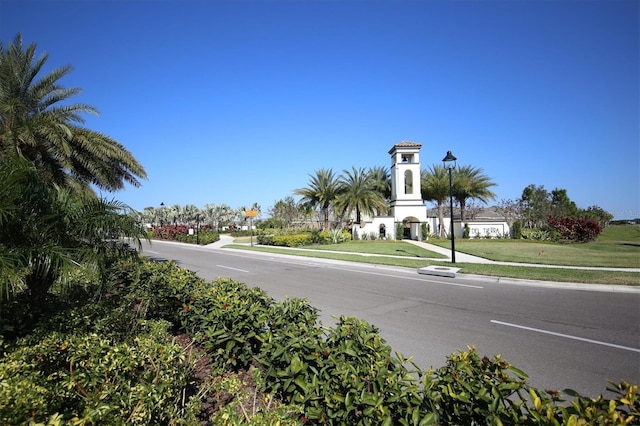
[442,151,457,263]
[196,214,200,245]
[159,202,165,227]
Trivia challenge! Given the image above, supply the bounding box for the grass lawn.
[297,240,448,259]
[428,239,639,268]
[428,225,639,268]
[226,225,639,286]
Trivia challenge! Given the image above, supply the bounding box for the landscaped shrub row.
[257,228,351,247]
[1,258,637,424]
[150,224,220,245]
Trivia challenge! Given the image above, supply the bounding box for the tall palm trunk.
[437,202,446,237]
[460,199,467,222]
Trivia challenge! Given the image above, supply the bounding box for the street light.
[442,151,457,263]
[159,202,165,227]
[196,214,200,245]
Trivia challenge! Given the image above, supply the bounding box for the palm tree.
[294,168,342,229]
[0,34,146,192]
[141,206,157,225]
[367,165,392,202]
[421,165,450,237]
[166,204,181,225]
[336,166,389,224]
[204,203,233,231]
[182,204,200,225]
[0,157,146,312]
[453,165,497,222]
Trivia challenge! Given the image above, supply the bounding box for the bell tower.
[389,141,427,239]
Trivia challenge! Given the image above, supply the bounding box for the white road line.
[491,320,640,353]
[216,265,249,273]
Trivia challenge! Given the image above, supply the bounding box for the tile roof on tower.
[388,140,422,154]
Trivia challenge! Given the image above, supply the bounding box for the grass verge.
[426,239,639,268]
[224,242,639,286]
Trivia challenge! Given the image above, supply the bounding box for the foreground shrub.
[2,258,638,425]
[205,369,302,425]
[181,278,274,370]
[105,258,205,327]
[422,348,639,425]
[0,320,192,425]
[258,315,429,425]
[422,348,532,424]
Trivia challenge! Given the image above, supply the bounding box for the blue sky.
[2,0,638,219]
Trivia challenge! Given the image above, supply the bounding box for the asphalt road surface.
[140,240,640,398]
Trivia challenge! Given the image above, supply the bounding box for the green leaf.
[345,391,353,410]
[294,376,308,393]
[290,354,305,374]
[419,412,439,425]
[508,365,529,379]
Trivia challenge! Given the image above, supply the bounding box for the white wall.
[466,222,510,238]
[352,217,396,240]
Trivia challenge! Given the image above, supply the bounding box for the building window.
[404,170,413,194]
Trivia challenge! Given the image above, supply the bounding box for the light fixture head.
[442,150,457,167]
[442,151,457,162]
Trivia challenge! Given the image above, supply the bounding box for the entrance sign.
[244,210,258,246]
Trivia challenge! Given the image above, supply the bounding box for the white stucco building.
[352,141,510,240]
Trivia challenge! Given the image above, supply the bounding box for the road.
[140,240,640,398]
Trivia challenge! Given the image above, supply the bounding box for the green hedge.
[151,225,219,245]
[175,229,220,245]
[272,233,313,247]
[257,229,351,247]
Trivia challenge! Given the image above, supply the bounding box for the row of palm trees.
[0,34,148,311]
[294,164,497,237]
[293,167,389,230]
[139,202,261,230]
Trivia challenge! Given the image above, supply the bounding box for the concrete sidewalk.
[405,240,494,264]
[207,234,235,249]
